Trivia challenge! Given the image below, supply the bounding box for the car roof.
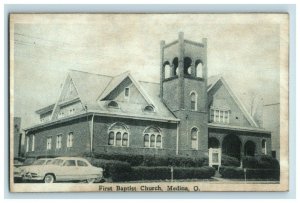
[37,158,53,160]
[53,157,89,161]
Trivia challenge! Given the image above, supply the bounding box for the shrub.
[219,166,244,179]
[93,153,208,167]
[221,155,240,167]
[130,166,215,181]
[90,158,132,182]
[174,166,215,179]
[242,155,280,169]
[242,156,259,168]
[93,153,144,166]
[258,155,280,169]
[130,166,171,181]
[245,168,279,180]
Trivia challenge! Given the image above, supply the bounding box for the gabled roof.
[207,75,259,128]
[68,70,112,110]
[39,69,178,122]
[35,70,258,128]
[98,71,154,105]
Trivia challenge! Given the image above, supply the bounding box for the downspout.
[176,122,179,155]
[90,113,95,158]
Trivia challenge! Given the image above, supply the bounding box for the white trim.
[219,77,258,127]
[31,135,35,152]
[25,136,29,152]
[24,111,180,132]
[50,74,69,120]
[207,76,258,127]
[208,123,271,134]
[262,139,267,155]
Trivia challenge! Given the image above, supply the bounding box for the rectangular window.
[211,108,230,124]
[31,135,35,151]
[220,110,224,122]
[67,132,73,148]
[215,110,220,122]
[46,137,52,150]
[56,135,62,149]
[26,136,29,152]
[125,87,130,98]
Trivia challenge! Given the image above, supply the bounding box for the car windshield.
[32,160,46,165]
[51,159,64,166]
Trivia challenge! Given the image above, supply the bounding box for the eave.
[208,123,271,134]
[24,111,179,132]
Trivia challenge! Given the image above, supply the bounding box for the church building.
[23,33,271,162]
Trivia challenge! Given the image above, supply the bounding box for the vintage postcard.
[9,13,289,192]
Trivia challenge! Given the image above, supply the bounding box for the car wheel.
[86,178,95,184]
[44,174,55,183]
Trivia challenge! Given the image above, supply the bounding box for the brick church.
[23,33,271,161]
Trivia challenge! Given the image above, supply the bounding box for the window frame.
[56,134,62,149]
[190,91,197,111]
[191,127,199,150]
[209,107,230,124]
[143,126,163,149]
[46,137,52,150]
[67,132,73,148]
[107,123,130,147]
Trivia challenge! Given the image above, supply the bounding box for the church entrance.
[222,134,242,160]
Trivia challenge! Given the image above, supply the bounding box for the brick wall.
[25,117,91,158]
[92,116,178,156]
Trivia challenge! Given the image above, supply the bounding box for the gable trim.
[208,76,258,128]
[98,72,156,107]
[50,73,86,121]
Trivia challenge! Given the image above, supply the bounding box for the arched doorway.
[222,134,242,160]
[208,137,220,148]
[244,140,256,156]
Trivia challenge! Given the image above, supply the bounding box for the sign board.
[209,148,222,168]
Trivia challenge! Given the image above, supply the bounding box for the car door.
[60,159,78,181]
[76,160,92,180]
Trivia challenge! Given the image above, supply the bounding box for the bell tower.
[160,32,208,155]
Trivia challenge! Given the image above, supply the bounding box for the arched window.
[144,105,155,112]
[195,60,203,78]
[262,139,267,155]
[144,134,149,147]
[107,101,119,108]
[190,91,197,111]
[184,57,192,76]
[107,123,129,147]
[143,126,162,148]
[172,57,178,76]
[191,127,198,150]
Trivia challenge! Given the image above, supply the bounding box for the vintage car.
[22,157,103,183]
[16,158,53,181]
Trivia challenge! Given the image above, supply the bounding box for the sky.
[11,14,286,128]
